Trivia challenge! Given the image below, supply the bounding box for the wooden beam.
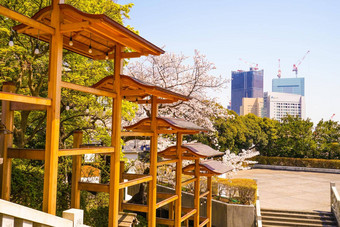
[118,175,152,189]
[207,177,212,227]
[156,218,175,226]
[199,191,209,199]
[121,203,148,213]
[181,208,196,222]
[93,52,145,60]
[194,160,200,227]
[156,195,178,209]
[7,148,45,160]
[10,102,47,111]
[71,131,82,209]
[121,89,146,97]
[199,218,209,227]
[120,131,154,137]
[0,5,55,34]
[122,173,149,180]
[61,81,116,98]
[58,147,114,156]
[0,92,51,106]
[78,182,109,193]
[60,21,90,33]
[138,99,177,104]
[182,177,197,186]
[157,159,179,166]
[175,133,183,227]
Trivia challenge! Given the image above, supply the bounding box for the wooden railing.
[330,182,340,226]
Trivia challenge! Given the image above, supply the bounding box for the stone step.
[262,216,337,225]
[262,219,337,227]
[261,208,333,216]
[261,211,336,220]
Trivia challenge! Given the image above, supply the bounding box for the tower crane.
[277,59,281,78]
[239,58,259,70]
[293,50,310,77]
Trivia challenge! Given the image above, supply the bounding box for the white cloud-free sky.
[125,0,340,124]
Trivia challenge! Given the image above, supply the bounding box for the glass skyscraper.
[272,77,305,96]
[231,69,264,115]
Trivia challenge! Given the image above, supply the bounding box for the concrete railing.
[0,199,87,227]
[255,185,262,227]
[331,182,340,227]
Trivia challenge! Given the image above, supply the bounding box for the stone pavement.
[232,169,340,212]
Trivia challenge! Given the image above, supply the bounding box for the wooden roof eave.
[158,144,222,159]
[182,161,233,176]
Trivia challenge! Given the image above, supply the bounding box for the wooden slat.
[0,5,55,34]
[121,131,154,137]
[121,203,148,213]
[199,218,209,227]
[157,159,179,166]
[78,182,109,193]
[119,176,152,189]
[157,192,175,199]
[122,173,149,180]
[0,91,51,106]
[7,148,45,160]
[58,147,114,156]
[156,195,178,209]
[156,217,175,226]
[11,102,47,111]
[61,81,116,98]
[199,191,210,199]
[181,208,196,222]
[182,177,197,186]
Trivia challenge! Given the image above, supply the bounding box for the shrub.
[254,156,340,169]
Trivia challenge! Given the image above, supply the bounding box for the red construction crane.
[239,58,259,70]
[277,59,281,78]
[331,114,336,120]
[293,50,310,77]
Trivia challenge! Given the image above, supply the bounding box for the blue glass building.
[272,77,305,96]
[231,69,264,115]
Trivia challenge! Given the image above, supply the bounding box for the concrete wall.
[128,185,255,227]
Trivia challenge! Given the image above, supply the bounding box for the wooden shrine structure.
[0,1,232,227]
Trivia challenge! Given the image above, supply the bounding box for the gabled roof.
[13,4,164,59]
[182,160,233,176]
[124,117,207,134]
[92,75,189,103]
[158,143,224,159]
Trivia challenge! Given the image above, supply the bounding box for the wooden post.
[174,132,183,227]
[119,161,125,211]
[148,95,158,227]
[108,44,122,227]
[0,82,16,200]
[194,160,200,227]
[207,176,212,227]
[169,201,174,227]
[71,131,83,208]
[43,0,63,214]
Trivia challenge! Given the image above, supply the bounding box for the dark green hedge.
[254,156,340,169]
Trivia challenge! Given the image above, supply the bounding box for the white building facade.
[263,92,305,121]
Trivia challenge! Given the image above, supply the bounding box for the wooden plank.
[10,102,47,111]
[122,173,149,180]
[121,203,148,213]
[71,131,82,209]
[43,1,62,215]
[7,148,45,160]
[138,99,177,104]
[199,191,209,199]
[199,218,209,227]
[156,217,175,226]
[157,159,179,166]
[60,21,90,33]
[58,147,114,156]
[156,195,178,209]
[119,175,152,189]
[175,133,183,227]
[78,182,109,193]
[156,192,175,199]
[120,131,154,137]
[61,81,116,98]
[0,5,55,34]
[181,208,196,222]
[0,91,51,106]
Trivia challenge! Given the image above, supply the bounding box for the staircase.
[261,208,338,227]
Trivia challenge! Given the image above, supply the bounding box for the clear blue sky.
[124,0,340,124]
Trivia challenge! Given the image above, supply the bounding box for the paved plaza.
[232,169,340,212]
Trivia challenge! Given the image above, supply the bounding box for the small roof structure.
[92,75,189,103]
[182,160,233,176]
[124,117,207,134]
[13,4,164,59]
[158,143,224,159]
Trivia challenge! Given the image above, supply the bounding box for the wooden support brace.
[7,148,45,160]
[120,131,154,137]
[199,218,209,227]
[156,218,175,226]
[156,195,178,209]
[182,177,197,186]
[119,175,152,189]
[157,159,179,166]
[78,182,109,193]
[122,173,149,180]
[0,92,51,106]
[61,81,116,98]
[121,203,148,213]
[181,209,197,222]
[199,191,210,199]
[58,147,114,156]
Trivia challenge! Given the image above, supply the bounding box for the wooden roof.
[124,117,207,134]
[92,75,189,103]
[183,160,233,176]
[13,4,164,59]
[158,143,224,159]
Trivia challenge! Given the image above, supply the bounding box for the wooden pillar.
[174,132,183,227]
[148,95,158,227]
[169,201,174,227]
[207,176,212,227]
[71,131,83,208]
[43,0,63,214]
[119,161,124,211]
[194,160,200,227]
[0,82,15,200]
[108,44,122,227]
